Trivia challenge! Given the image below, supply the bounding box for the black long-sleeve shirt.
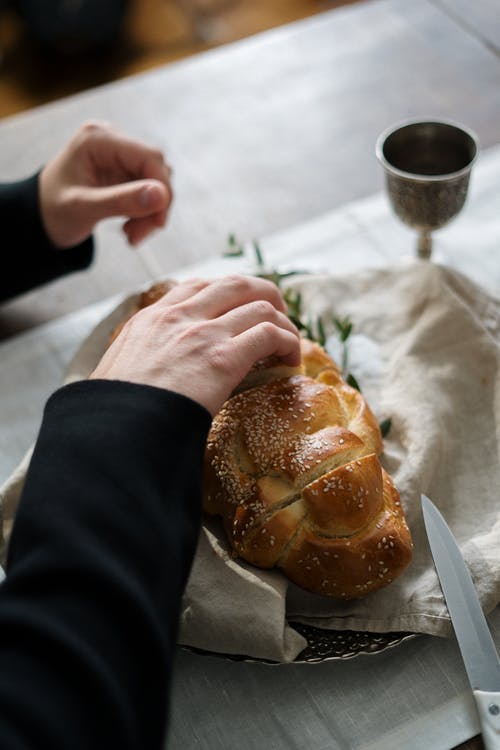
[0,173,93,302]
[0,176,211,748]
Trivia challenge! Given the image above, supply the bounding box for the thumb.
[83,180,169,222]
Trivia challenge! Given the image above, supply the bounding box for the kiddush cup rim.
[375,117,480,183]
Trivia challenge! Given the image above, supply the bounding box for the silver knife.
[421,494,500,750]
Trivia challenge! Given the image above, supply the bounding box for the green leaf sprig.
[223,234,391,438]
[225,236,305,287]
[334,316,352,375]
[379,417,392,438]
[224,233,245,257]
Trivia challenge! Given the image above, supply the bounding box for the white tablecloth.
[1,144,500,749]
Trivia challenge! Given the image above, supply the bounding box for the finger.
[215,300,300,340]
[153,278,210,306]
[81,179,171,224]
[73,122,174,208]
[185,275,288,319]
[231,323,302,376]
[137,163,173,232]
[83,123,169,179]
[123,212,166,246]
[141,159,173,205]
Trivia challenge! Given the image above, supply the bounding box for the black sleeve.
[0,174,94,303]
[0,380,212,750]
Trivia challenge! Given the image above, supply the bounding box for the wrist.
[38,164,64,249]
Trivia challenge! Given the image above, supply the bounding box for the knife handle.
[473,690,500,750]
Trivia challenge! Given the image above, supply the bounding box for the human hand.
[90,275,301,416]
[39,121,173,249]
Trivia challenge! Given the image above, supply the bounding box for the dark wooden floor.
[0,0,357,118]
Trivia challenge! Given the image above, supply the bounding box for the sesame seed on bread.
[204,339,413,599]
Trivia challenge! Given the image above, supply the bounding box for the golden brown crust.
[204,339,413,598]
[110,281,412,598]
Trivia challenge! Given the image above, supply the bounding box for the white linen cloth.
[2,260,499,663]
[180,260,500,661]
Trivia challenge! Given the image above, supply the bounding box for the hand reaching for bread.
[92,274,301,417]
[106,278,413,598]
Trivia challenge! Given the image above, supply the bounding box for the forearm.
[0,174,93,303]
[0,381,211,749]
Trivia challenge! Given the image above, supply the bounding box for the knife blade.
[421,494,500,750]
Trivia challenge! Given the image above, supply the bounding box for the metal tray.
[289,622,417,663]
[182,623,417,664]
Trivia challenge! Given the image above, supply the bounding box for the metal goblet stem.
[418,231,432,259]
[376,119,479,260]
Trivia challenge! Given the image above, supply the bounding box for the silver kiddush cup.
[376,119,479,259]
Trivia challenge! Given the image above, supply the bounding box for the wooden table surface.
[1,0,498,746]
[1,0,499,345]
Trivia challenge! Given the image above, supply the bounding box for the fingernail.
[139,185,161,209]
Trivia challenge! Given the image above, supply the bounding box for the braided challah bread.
[204,339,413,598]
[108,280,412,598]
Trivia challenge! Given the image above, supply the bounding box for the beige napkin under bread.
[2,260,499,663]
